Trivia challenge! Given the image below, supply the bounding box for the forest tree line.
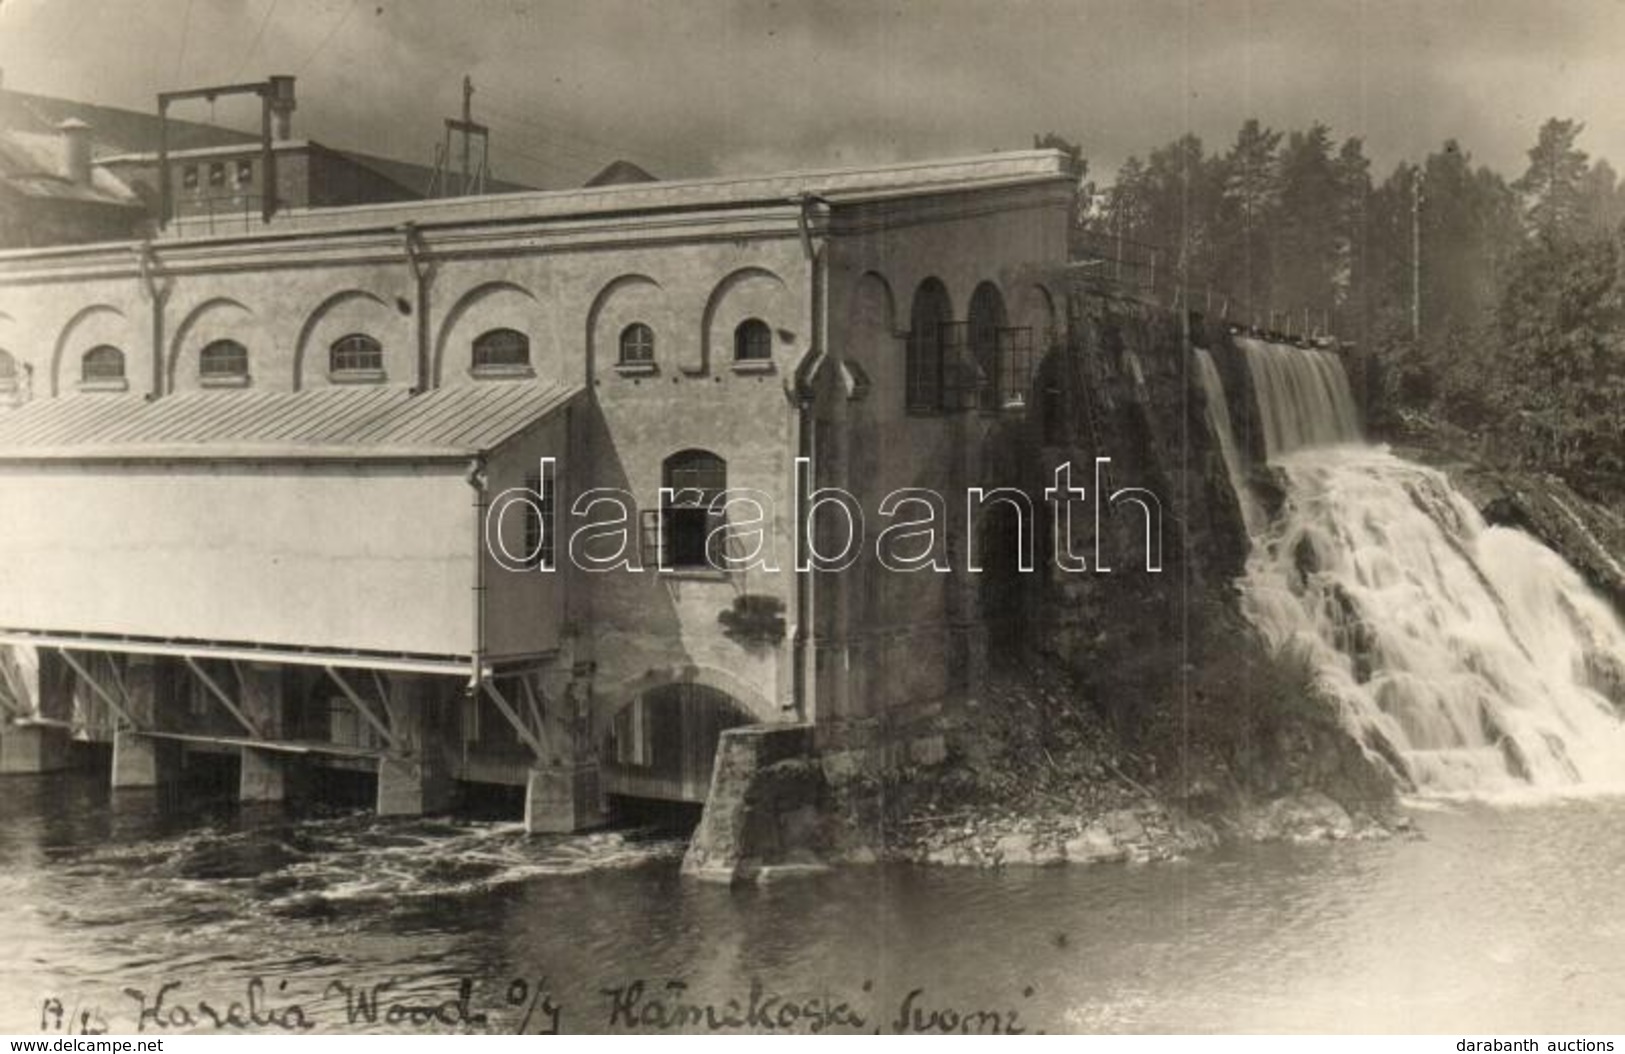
[1038,118,1625,491]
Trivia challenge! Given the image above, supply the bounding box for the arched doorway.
[602,683,754,803]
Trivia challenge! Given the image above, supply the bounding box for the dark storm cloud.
[1,0,1622,188]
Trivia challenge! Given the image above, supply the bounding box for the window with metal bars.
[994,326,1035,409]
[82,345,125,383]
[619,322,655,365]
[199,339,248,379]
[522,462,556,570]
[734,318,772,362]
[645,450,727,570]
[330,333,383,375]
[472,328,530,370]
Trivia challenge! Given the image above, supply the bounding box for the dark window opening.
[81,345,125,383]
[199,339,248,379]
[473,328,530,370]
[906,279,953,412]
[733,318,772,362]
[619,322,655,364]
[523,462,556,570]
[330,333,383,374]
[208,162,226,188]
[656,450,727,569]
[968,283,1008,411]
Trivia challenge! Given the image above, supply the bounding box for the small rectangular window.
[235,159,254,186]
[523,463,556,571]
[208,162,226,188]
[181,164,199,190]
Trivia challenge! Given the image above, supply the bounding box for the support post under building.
[517,676,605,835]
[374,673,454,817]
[238,662,286,803]
[0,650,75,774]
[111,655,177,789]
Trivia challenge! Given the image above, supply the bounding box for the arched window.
[472,328,529,370]
[660,449,726,569]
[81,345,126,384]
[199,339,248,381]
[968,282,1008,410]
[733,318,772,362]
[906,279,953,412]
[330,333,383,375]
[619,323,655,365]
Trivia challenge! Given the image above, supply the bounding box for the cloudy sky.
[1,0,1622,189]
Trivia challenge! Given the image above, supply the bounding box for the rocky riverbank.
[867,665,1407,872]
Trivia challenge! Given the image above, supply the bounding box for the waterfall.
[1237,336,1362,458]
[1194,347,1261,535]
[1201,336,1625,797]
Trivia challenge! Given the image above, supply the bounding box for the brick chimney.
[57,118,91,185]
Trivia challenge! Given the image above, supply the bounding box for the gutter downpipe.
[401,223,432,393]
[466,457,489,692]
[135,240,164,398]
[789,193,830,722]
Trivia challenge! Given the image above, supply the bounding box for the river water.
[3,771,1623,1035]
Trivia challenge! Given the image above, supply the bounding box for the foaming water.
[1194,347,1261,535]
[1241,445,1625,796]
[1202,338,1625,798]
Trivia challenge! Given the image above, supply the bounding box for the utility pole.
[1411,165,1424,343]
[461,75,473,194]
[439,74,490,197]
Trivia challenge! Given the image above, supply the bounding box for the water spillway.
[1205,337,1625,796]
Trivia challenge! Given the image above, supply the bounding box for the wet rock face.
[900,803,1222,870]
[1231,791,1366,844]
[1400,444,1625,619]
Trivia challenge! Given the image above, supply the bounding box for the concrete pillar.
[374,674,452,817]
[524,763,605,833]
[524,676,606,834]
[111,655,177,789]
[0,723,75,773]
[1,650,77,774]
[238,663,286,802]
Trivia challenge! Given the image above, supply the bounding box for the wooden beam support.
[57,649,138,728]
[481,679,545,760]
[183,656,261,739]
[519,676,546,747]
[324,666,400,753]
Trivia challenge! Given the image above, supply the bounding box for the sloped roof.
[0,129,141,207]
[1,88,534,198]
[584,159,658,187]
[0,382,579,461]
[0,89,257,154]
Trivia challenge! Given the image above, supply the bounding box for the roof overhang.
[0,629,476,677]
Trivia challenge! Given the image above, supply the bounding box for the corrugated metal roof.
[0,382,579,460]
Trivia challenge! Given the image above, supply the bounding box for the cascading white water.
[1194,348,1261,535]
[1200,337,1625,796]
[1238,337,1362,456]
